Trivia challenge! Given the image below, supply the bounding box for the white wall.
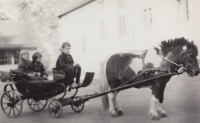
[59,0,200,79]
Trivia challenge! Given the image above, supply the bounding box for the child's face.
[22,53,29,61]
[62,45,71,54]
[36,57,41,63]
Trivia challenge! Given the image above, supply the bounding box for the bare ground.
[0,73,200,123]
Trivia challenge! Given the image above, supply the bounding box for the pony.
[99,37,199,120]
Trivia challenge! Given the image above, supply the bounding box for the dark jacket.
[31,61,47,77]
[17,59,34,76]
[56,53,74,70]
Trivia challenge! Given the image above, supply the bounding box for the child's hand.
[34,72,40,76]
[43,75,48,79]
[73,63,80,67]
[28,73,36,77]
[28,72,39,77]
[140,50,148,59]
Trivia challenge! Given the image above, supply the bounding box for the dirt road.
[0,73,200,123]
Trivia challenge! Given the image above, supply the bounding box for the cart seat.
[80,72,95,87]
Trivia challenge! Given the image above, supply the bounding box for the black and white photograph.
[0,0,200,123]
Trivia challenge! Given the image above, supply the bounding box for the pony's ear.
[186,42,191,49]
[154,47,160,55]
[191,41,194,45]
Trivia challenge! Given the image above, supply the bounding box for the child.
[55,42,81,88]
[17,50,35,76]
[31,52,48,79]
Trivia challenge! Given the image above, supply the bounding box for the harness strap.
[142,67,170,73]
[118,67,170,88]
[141,50,148,70]
[159,54,187,70]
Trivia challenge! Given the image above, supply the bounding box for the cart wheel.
[48,96,56,102]
[48,101,63,118]
[71,97,84,113]
[1,91,23,118]
[27,99,48,112]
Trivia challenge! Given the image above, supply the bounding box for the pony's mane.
[158,37,188,57]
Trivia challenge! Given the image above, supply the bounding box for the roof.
[57,0,97,18]
[0,42,36,50]
[0,21,41,49]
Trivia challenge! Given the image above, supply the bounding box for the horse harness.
[120,50,189,89]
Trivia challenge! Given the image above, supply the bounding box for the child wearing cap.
[31,52,48,79]
[55,42,81,88]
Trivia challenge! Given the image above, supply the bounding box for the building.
[0,21,39,72]
[0,40,36,65]
[57,0,200,78]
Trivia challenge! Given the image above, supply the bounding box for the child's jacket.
[56,53,74,70]
[31,61,47,77]
[17,59,34,75]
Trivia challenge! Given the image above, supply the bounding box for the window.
[98,0,104,10]
[100,22,106,39]
[0,50,20,65]
[118,0,125,9]
[144,8,153,28]
[186,0,189,20]
[118,16,126,36]
[178,0,189,21]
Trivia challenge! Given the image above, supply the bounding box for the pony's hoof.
[160,113,167,117]
[158,110,167,117]
[151,115,160,120]
[149,109,160,120]
[117,110,123,116]
[111,114,119,118]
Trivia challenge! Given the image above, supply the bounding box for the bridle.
[159,50,190,72]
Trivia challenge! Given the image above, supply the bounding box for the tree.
[0,0,69,69]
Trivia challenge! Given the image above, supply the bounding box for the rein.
[158,54,188,70]
[117,52,186,89]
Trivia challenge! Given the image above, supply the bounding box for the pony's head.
[181,41,199,76]
[158,37,199,77]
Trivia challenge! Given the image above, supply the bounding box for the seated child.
[31,52,48,80]
[17,50,36,79]
[55,42,81,88]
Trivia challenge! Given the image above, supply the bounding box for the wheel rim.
[1,91,23,118]
[48,101,63,118]
[27,99,48,112]
[48,96,56,102]
[71,97,84,113]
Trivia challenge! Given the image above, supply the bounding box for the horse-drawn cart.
[1,70,94,118]
[1,69,178,118]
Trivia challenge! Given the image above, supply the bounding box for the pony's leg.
[108,92,118,117]
[113,91,123,116]
[149,95,160,120]
[149,81,167,120]
[157,102,167,117]
[157,85,167,117]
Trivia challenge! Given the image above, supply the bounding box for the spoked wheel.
[48,96,56,102]
[48,101,63,118]
[27,99,48,112]
[1,91,23,118]
[71,97,84,113]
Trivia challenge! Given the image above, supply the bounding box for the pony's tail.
[99,62,109,111]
